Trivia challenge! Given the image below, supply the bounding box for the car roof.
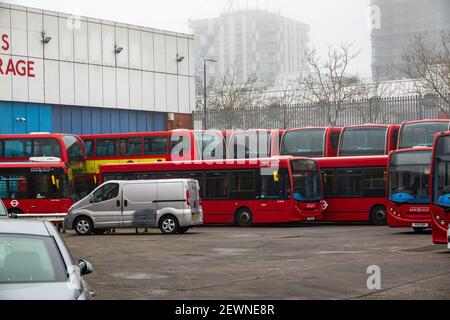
[0,220,51,236]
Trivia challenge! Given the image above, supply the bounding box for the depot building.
[0,2,196,134]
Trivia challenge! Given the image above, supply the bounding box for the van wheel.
[74,217,93,235]
[236,208,252,227]
[159,215,179,234]
[370,206,387,226]
[177,227,190,234]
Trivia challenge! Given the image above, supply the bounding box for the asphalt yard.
[63,224,450,300]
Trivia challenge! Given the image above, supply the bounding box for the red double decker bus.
[430,131,450,247]
[0,160,86,215]
[398,119,450,149]
[386,147,432,232]
[338,124,399,156]
[280,127,342,157]
[80,130,226,184]
[0,133,89,211]
[99,156,325,226]
[315,156,388,225]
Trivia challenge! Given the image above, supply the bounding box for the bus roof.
[79,131,177,139]
[100,156,310,173]
[0,133,70,139]
[401,119,450,125]
[284,126,340,132]
[342,124,395,129]
[314,155,388,167]
[389,146,432,155]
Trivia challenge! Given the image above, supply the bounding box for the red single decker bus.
[99,156,325,226]
[315,156,388,225]
[281,127,342,157]
[0,160,88,215]
[430,131,450,247]
[397,119,450,149]
[386,147,432,232]
[338,124,399,157]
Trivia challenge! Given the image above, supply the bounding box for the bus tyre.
[370,206,387,226]
[413,227,426,233]
[236,208,252,227]
[177,227,190,234]
[159,215,179,234]
[74,217,94,236]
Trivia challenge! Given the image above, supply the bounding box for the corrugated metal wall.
[0,101,165,134]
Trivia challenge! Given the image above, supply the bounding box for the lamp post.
[203,58,217,130]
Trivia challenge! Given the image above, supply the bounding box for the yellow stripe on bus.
[86,158,166,174]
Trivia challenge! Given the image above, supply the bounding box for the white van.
[64,179,202,235]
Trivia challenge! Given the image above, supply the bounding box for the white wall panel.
[153,33,165,73]
[0,7,10,29]
[177,37,189,76]
[88,64,102,107]
[178,76,190,114]
[74,63,89,106]
[189,77,195,113]
[28,58,43,102]
[12,70,28,102]
[43,15,59,60]
[154,72,166,111]
[58,17,74,61]
[141,31,154,71]
[129,29,141,70]
[88,22,102,64]
[0,27,11,54]
[116,68,129,109]
[27,12,42,58]
[44,59,59,103]
[166,74,178,112]
[102,66,116,107]
[165,35,177,74]
[115,27,128,68]
[102,24,115,67]
[74,20,88,63]
[0,54,12,100]
[11,9,27,56]
[129,69,142,109]
[59,61,74,105]
[142,71,154,111]
[188,39,195,77]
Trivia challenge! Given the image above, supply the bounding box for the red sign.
[0,33,36,78]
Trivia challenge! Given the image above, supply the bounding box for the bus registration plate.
[307,217,315,221]
[412,223,428,228]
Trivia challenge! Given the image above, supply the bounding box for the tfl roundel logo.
[10,200,19,207]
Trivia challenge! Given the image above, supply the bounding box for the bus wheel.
[74,217,93,236]
[370,206,387,226]
[236,208,252,227]
[177,227,190,234]
[159,215,179,234]
[413,227,426,234]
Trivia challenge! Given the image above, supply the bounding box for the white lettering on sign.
[0,33,36,78]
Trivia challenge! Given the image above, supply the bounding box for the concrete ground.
[63,224,450,300]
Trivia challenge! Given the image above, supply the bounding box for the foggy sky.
[3,0,372,77]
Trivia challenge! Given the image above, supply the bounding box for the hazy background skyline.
[3,0,373,77]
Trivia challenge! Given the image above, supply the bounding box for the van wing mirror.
[89,195,94,203]
[78,259,94,276]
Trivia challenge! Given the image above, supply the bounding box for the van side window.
[92,183,119,203]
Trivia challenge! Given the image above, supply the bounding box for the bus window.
[96,139,119,157]
[144,136,168,155]
[4,140,32,158]
[337,168,363,196]
[34,174,61,199]
[205,172,228,199]
[364,168,386,197]
[34,139,61,158]
[0,175,28,199]
[321,168,336,197]
[230,171,255,192]
[171,135,190,158]
[83,139,94,157]
[120,138,143,156]
[260,169,289,200]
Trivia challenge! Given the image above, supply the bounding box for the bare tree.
[402,31,450,106]
[297,43,364,126]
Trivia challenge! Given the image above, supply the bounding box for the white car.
[0,200,7,219]
[0,220,95,300]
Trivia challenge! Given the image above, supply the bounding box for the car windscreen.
[0,234,67,284]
